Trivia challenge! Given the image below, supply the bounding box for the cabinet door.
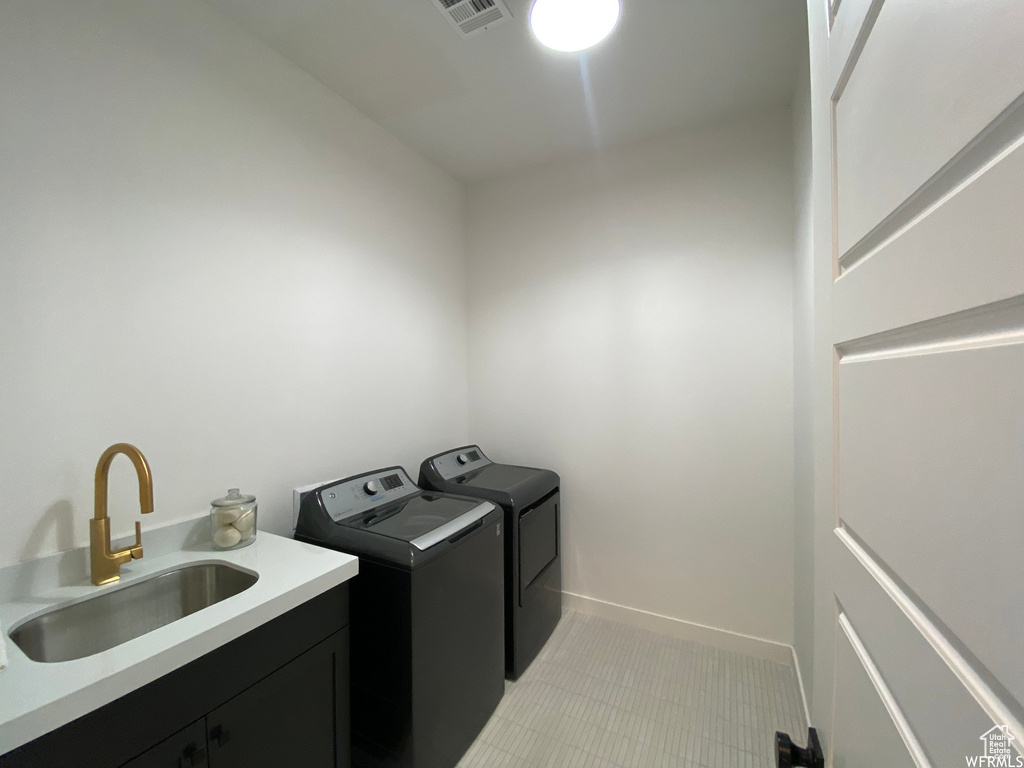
[121,720,208,768]
[206,628,349,768]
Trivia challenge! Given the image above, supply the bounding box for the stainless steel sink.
[9,563,258,663]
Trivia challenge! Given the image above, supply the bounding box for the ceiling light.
[530,0,621,53]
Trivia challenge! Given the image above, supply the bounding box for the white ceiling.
[203,0,807,181]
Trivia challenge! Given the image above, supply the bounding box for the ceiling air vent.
[431,0,513,39]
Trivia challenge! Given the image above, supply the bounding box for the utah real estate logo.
[966,725,1022,767]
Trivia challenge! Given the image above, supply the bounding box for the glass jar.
[210,488,257,550]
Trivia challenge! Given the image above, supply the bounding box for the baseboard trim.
[790,645,813,726]
[562,591,795,665]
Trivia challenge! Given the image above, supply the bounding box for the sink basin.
[9,563,258,663]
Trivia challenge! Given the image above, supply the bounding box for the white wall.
[792,43,816,702]
[0,0,468,568]
[467,110,797,644]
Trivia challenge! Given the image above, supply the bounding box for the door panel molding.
[833,1,1024,254]
[828,0,884,100]
[836,611,929,768]
[835,294,1024,363]
[836,341,1024,703]
[831,614,920,768]
[836,527,1024,753]
[837,92,1024,276]
[834,139,1024,342]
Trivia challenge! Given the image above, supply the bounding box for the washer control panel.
[432,446,491,481]
[319,467,417,522]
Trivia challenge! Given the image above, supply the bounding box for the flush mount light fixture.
[530,0,621,53]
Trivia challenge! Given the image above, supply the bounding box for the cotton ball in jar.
[233,509,255,534]
[214,525,242,549]
[213,506,241,527]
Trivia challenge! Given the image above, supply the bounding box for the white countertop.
[0,518,358,755]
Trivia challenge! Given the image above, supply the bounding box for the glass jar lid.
[212,488,256,507]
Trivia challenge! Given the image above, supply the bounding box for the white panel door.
[820,0,1024,765]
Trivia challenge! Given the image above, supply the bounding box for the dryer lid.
[458,463,544,493]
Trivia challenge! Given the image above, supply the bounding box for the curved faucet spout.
[90,443,155,585]
[94,443,154,520]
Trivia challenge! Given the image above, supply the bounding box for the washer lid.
[336,492,490,544]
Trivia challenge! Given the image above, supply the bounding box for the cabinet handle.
[181,742,207,767]
[209,724,232,748]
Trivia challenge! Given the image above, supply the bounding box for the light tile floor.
[458,611,807,768]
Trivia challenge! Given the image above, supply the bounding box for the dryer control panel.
[431,446,491,481]
[317,467,418,522]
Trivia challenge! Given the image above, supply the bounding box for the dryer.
[295,466,505,768]
[419,446,561,680]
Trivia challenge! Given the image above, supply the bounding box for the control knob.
[457,453,470,465]
[364,480,381,495]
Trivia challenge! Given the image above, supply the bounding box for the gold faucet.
[90,443,154,585]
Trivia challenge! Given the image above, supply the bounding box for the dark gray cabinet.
[0,585,350,768]
[206,629,348,768]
